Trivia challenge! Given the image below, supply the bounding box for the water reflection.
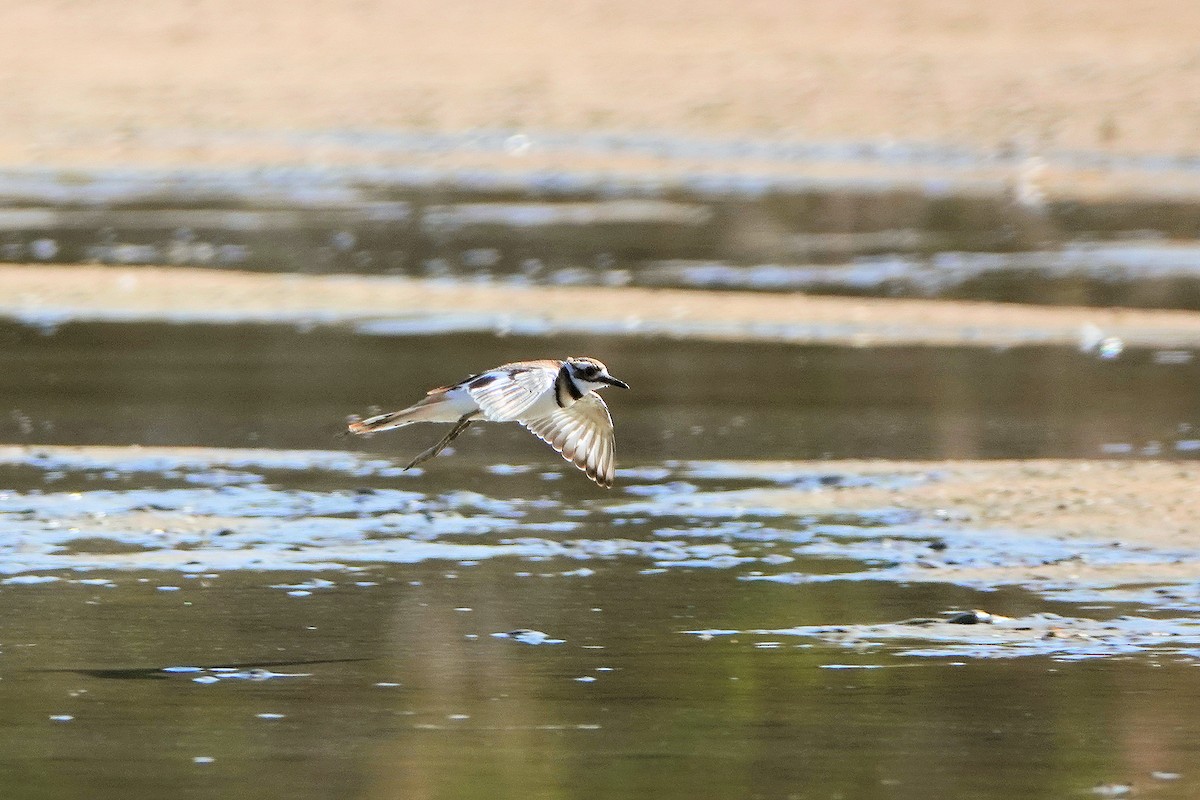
[2,558,1199,799]
[8,162,1200,310]
[1,321,1199,799]
[0,321,1197,462]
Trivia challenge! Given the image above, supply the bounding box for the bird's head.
[566,357,630,392]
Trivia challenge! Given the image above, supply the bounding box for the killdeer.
[347,357,629,487]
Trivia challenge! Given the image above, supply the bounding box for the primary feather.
[522,394,616,488]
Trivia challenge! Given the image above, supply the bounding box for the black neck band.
[555,366,584,407]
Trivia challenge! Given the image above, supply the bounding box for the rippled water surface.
[1,321,1199,799]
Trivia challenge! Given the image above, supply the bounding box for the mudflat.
[3,0,1198,615]
[6,264,1200,348]
[3,445,1198,592]
[3,0,1199,167]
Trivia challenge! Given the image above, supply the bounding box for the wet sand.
[6,263,1200,349]
[4,445,1199,593]
[725,459,1200,544]
[725,459,1200,591]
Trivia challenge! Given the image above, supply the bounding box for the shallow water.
[2,321,1200,799]
[7,160,1200,309]
[2,321,1198,460]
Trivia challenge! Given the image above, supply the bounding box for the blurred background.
[4,3,1200,799]
[3,0,1200,303]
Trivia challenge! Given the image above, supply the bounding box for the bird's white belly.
[436,386,491,419]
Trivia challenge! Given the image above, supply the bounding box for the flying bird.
[347,357,629,487]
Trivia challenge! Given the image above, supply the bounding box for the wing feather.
[522,394,616,488]
[467,364,557,421]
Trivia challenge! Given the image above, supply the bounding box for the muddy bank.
[701,459,1200,597]
[719,459,1200,544]
[5,264,1200,349]
[2,446,1198,600]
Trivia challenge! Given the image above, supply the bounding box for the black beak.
[603,375,630,389]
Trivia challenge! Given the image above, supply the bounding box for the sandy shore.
[3,445,1198,592]
[3,0,1199,170]
[718,459,1200,544]
[6,264,1200,349]
[734,459,1200,588]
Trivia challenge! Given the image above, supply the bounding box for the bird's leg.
[404,414,476,470]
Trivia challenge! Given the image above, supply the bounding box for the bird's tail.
[347,410,411,435]
[346,393,454,435]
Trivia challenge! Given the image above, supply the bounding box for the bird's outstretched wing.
[466,362,558,421]
[522,393,616,488]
